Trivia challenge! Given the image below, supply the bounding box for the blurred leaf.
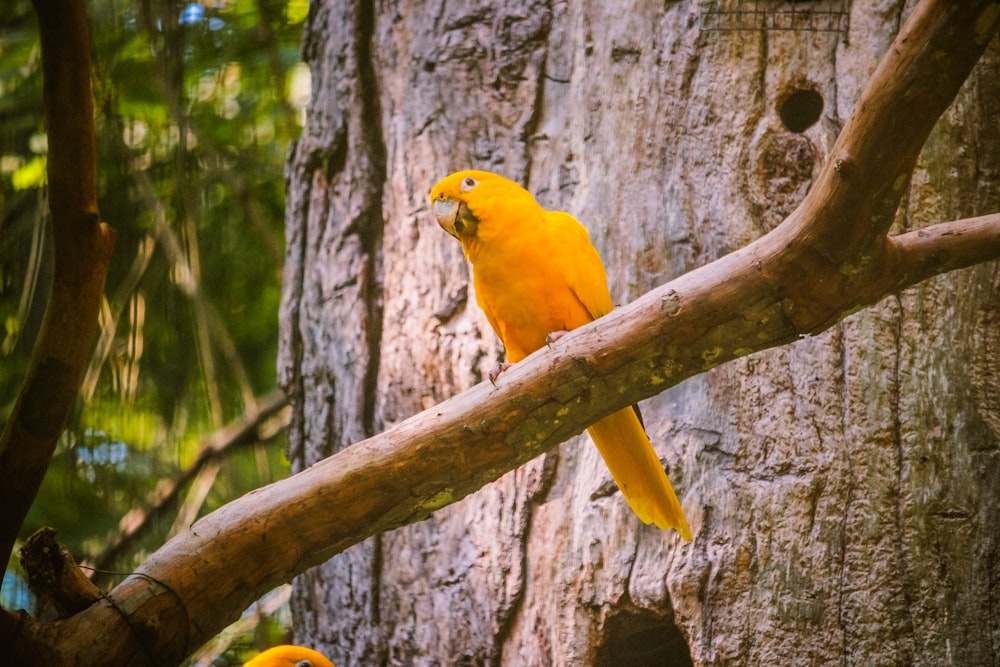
[11,154,44,189]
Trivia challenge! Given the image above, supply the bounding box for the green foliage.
[0,0,305,615]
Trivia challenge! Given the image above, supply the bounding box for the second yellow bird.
[243,644,334,667]
[430,170,691,540]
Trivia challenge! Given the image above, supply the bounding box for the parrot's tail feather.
[587,409,692,540]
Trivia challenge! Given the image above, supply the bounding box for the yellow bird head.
[429,170,540,247]
[242,644,335,667]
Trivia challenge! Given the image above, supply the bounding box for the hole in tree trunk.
[778,88,823,132]
[594,609,694,667]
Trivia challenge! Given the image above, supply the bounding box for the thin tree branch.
[86,390,288,575]
[78,234,157,404]
[887,213,1000,293]
[0,0,115,578]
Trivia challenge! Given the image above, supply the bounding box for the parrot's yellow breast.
[473,258,582,362]
[469,212,608,362]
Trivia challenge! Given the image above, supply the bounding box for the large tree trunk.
[280,1,1000,665]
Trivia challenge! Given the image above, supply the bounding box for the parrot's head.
[429,170,539,248]
[430,170,486,239]
[242,644,335,667]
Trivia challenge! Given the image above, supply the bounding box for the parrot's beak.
[433,196,478,238]
[433,197,458,234]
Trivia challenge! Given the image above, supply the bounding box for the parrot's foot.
[545,330,569,346]
[488,362,512,386]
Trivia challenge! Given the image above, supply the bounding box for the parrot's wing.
[544,211,615,321]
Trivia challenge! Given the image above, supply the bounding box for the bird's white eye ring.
[460,177,478,193]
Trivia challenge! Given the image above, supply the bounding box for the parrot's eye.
[460,176,478,193]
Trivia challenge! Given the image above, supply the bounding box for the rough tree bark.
[282,1,1000,666]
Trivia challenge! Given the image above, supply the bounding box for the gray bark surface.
[279,1,1000,665]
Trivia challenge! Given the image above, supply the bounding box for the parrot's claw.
[488,362,512,386]
[545,330,569,347]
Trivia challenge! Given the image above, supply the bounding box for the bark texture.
[281,1,1000,665]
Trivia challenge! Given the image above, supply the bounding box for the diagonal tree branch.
[0,0,116,578]
[2,1,998,665]
[756,1,1000,334]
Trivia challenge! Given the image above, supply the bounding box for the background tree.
[1,0,306,659]
[281,1,1000,665]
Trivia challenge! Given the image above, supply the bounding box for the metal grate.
[700,0,849,33]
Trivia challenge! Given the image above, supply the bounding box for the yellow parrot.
[243,644,335,667]
[430,169,692,540]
